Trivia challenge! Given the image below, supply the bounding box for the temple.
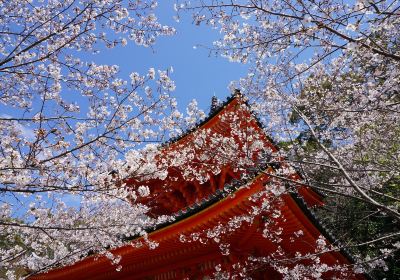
[30,93,365,279]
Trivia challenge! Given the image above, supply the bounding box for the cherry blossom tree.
[0,0,182,278]
[2,0,399,278]
[177,0,400,278]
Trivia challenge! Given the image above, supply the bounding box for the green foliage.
[282,66,400,278]
[316,185,400,279]
[0,222,30,279]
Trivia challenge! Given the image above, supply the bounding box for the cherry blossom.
[177,0,400,278]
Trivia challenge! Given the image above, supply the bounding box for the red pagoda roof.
[29,93,366,280]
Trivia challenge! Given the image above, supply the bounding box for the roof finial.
[210,95,219,115]
[233,88,241,97]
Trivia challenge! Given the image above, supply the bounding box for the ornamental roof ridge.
[160,90,278,149]
[160,92,239,148]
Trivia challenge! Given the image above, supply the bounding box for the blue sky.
[1,2,250,213]
[94,2,249,111]
[0,2,248,121]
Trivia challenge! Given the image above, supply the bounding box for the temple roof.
[29,92,368,280]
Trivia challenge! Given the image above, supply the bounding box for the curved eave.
[29,171,269,280]
[30,169,361,280]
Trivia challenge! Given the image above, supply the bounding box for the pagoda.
[30,92,365,279]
